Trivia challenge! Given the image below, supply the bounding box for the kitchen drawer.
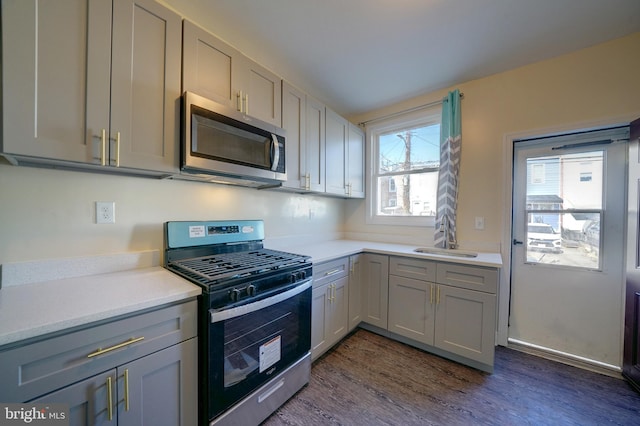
[0,300,197,402]
[390,256,436,282]
[436,263,498,294]
[313,257,349,288]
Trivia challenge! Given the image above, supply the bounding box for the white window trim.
[365,107,440,227]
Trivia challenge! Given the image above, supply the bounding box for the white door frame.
[498,114,638,349]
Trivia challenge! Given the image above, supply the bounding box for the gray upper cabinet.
[281,81,307,191]
[182,20,282,127]
[1,0,182,174]
[304,95,327,192]
[347,124,365,198]
[325,107,348,196]
[325,109,365,198]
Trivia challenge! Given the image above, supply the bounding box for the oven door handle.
[210,279,312,323]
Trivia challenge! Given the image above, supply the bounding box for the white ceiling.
[165,0,640,117]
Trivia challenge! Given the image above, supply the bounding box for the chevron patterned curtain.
[434,89,462,248]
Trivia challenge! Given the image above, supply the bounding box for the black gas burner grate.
[168,249,309,284]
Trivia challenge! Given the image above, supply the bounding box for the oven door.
[207,279,311,421]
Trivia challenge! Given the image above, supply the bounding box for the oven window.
[208,286,311,419]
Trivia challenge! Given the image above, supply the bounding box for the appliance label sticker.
[259,336,281,373]
[241,225,254,234]
[188,225,206,238]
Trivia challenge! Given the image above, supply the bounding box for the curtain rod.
[358,92,464,127]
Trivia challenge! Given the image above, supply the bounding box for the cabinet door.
[110,0,181,172]
[325,108,348,196]
[361,254,389,329]
[32,370,116,426]
[240,57,282,126]
[388,276,434,344]
[311,283,330,360]
[281,82,307,190]
[304,96,326,192]
[1,0,111,163]
[434,285,496,365]
[182,20,239,108]
[118,338,198,426]
[347,124,366,198]
[348,255,363,330]
[327,276,349,345]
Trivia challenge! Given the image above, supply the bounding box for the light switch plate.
[475,216,485,230]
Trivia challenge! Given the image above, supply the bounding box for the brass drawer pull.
[324,268,343,277]
[87,336,145,358]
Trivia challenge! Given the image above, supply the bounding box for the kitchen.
[1,0,640,425]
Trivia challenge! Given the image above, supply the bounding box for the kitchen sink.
[414,247,478,258]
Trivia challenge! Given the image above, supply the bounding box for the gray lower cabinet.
[32,339,197,426]
[311,258,349,360]
[361,253,390,329]
[347,254,363,331]
[387,256,498,368]
[0,300,198,425]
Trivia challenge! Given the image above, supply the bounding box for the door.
[32,370,115,426]
[304,96,326,192]
[110,0,181,172]
[118,339,198,426]
[325,107,348,196]
[361,254,389,329]
[624,117,640,390]
[510,127,628,368]
[1,0,111,162]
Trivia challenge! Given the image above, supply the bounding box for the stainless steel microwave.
[181,91,286,188]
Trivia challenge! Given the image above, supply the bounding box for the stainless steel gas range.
[164,220,312,425]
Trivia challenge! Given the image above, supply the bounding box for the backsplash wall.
[0,163,344,264]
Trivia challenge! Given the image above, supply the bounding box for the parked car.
[527,223,562,253]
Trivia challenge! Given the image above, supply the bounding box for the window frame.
[365,107,441,227]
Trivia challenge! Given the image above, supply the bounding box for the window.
[366,108,441,226]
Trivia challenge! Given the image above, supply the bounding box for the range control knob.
[290,271,307,283]
[247,284,256,296]
[230,288,241,302]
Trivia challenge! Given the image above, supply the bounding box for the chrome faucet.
[439,215,457,249]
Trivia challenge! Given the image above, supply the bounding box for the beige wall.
[0,164,344,264]
[346,32,640,251]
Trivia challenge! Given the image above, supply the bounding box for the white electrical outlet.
[474,216,485,230]
[96,202,115,224]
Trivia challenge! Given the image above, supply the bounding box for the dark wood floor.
[263,329,640,425]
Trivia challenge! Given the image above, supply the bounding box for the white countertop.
[0,241,500,348]
[267,239,503,268]
[0,265,201,347]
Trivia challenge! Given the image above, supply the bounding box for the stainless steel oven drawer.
[211,352,311,425]
[0,300,197,402]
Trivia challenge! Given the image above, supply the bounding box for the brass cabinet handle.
[115,131,121,167]
[124,369,130,411]
[87,336,145,358]
[107,376,113,421]
[237,91,243,112]
[324,268,343,277]
[101,129,107,166]
[244,93,249,115]
[437,286,441,305]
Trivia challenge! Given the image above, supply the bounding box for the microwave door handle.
[270,134,280,171]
